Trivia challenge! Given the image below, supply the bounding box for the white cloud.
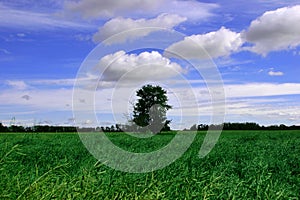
[17,33,26,37]
[0,88,72,110]
[292,51,300,56]
[65,0,217,20]
[0,4,92,30]
[244,5,300,55]
[222,99,300,126]
[171,82,300,109]
[160,83,300,126]
[165,27,243,59]
[268,70,284,76]
[6,80,29,90]
[93,14,187,44]
[65,0,160,19]
[1,80,300,127]
[74,34,92,42]
[4,81,298,110]
[95,50,184,82]
[31,78,75,86]
[161,0,218,20]
[224,83,300,98]
[0,48,10,54]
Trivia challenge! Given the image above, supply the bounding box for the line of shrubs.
[0,123,78,133]
[0,123,126,133]
[1,122,300,133]
[190,122,300,131]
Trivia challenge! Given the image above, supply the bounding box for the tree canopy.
[132,84,172,133]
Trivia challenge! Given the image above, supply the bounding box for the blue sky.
[1,0,300,128]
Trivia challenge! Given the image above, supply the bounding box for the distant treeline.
[0,123,171,133]
[0,123,78,133]
[1,122,300,133]
[0,123,126,133]
[191,122,300,131]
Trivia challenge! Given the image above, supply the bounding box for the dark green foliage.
[0,124,78,133]
[8,125,25,132]
[0,131,299,199]
[33,125,77,132]
[190,124,197,131]
[196,122,300,131]
[223,122,261,130]
[0,123,8,132]
[132,85,172,133]
[0,122,299,133]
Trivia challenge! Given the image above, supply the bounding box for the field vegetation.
[0,130,299,199]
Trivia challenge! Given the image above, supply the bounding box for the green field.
[1,131,299,199]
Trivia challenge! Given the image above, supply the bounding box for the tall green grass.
[0,131,299,199]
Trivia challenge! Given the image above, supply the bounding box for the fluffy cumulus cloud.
[244,5,300,55]
[165,27,243,59]
[96,50,184,82]
[65,0,217,20]
[93,14,187,44]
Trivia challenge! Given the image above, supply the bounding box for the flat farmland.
[1,131,299,199]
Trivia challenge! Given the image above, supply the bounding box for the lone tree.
[132,84,172,133]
